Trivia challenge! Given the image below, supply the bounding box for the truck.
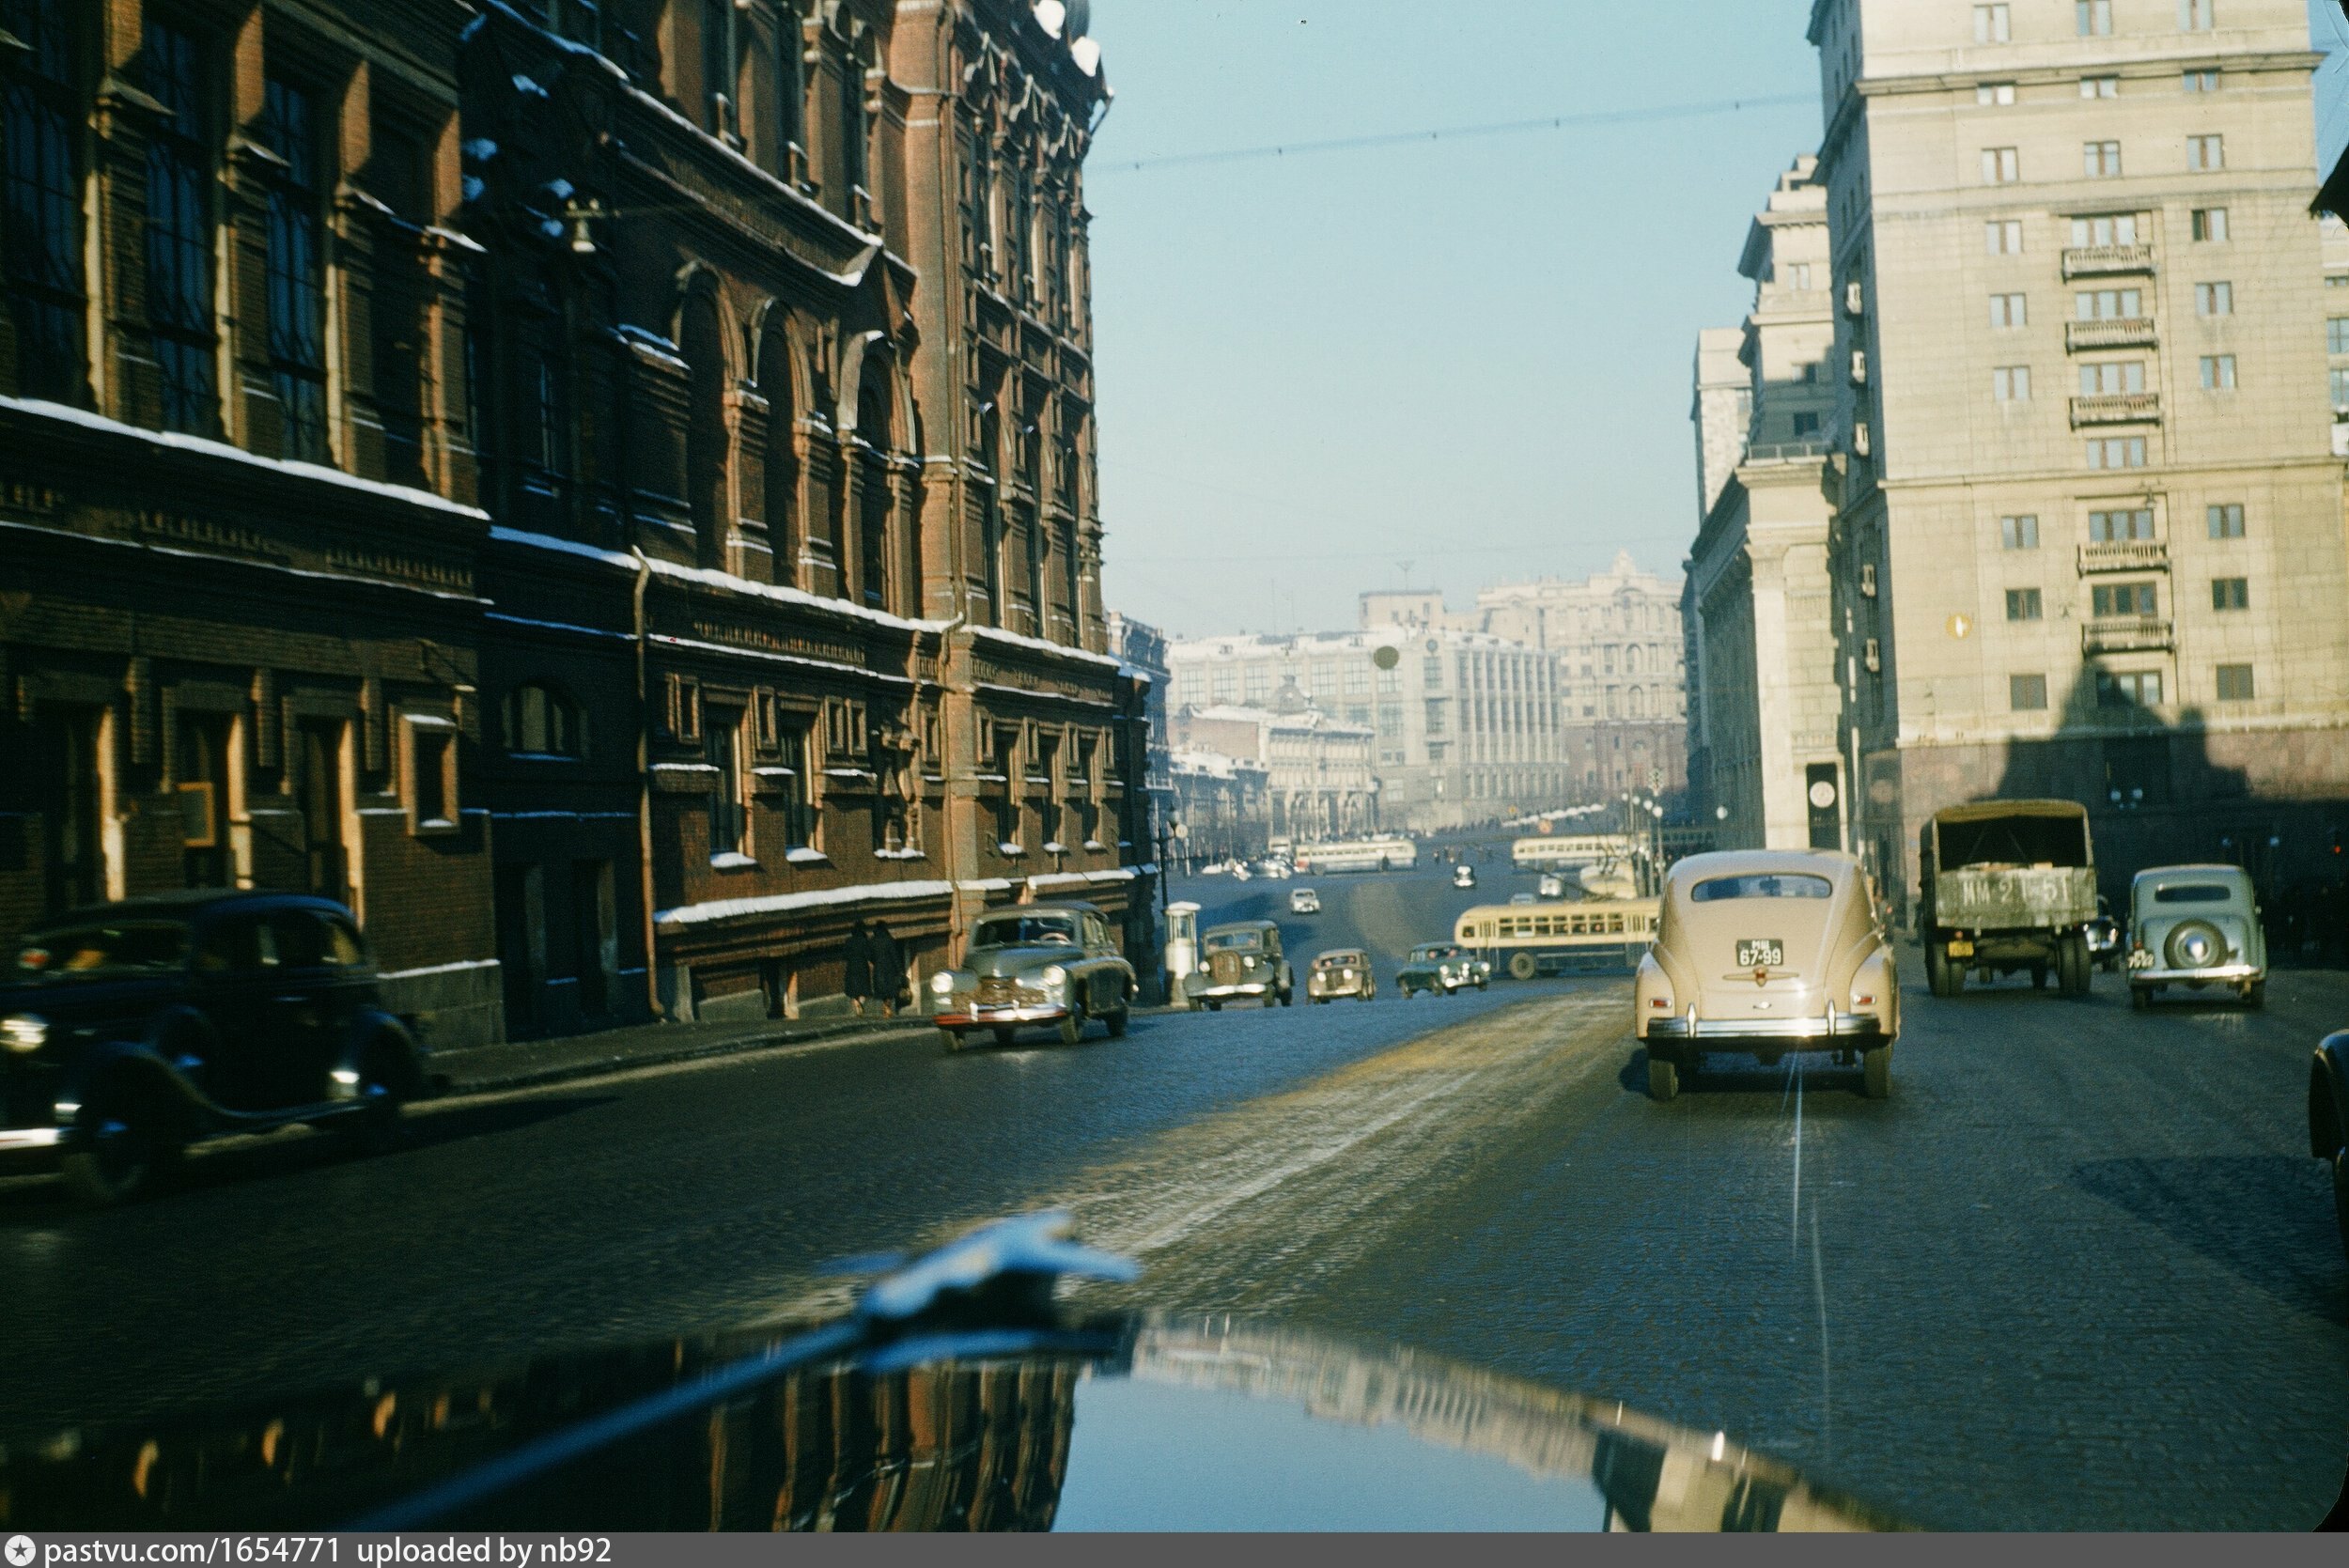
[1919,800,2098,999]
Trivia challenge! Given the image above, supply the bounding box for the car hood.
[0,1314,1902,1532]
[968,944,1084,978]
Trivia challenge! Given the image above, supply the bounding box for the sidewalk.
[426,1011,936,1095]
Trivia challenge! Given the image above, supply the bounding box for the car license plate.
[1947,939,1975,958]
[1735,939,1783,968]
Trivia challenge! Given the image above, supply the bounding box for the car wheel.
[1925,937,1958,999]
[334,1039,414,1157]
[1107,993,1131,1037]
[2062,934,2093,999]
[2333,1149,2349,1265]
[1280,988,1293,1008]
[1058,1003,1087,1047]
[1206,1000,1222,1012]
[1646,1057,1679,1103]
[1509,952,1538,982]
[61,1082,181,1207]
[2029,962,2048,990]
[2244,980,2266,1011]
[1861,1045,1893,1100]
[941,1029,968,1053]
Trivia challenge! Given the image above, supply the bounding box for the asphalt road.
[2,834,2343,1529]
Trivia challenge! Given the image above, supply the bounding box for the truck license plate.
[1735,939,1783,968]
[1947,939,1975,958]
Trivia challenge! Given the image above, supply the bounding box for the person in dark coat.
[869,920,906,1018]
[843,921,874,1017]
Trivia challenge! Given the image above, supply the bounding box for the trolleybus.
[1456,898,1659,979]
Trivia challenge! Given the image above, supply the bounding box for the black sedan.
[1,891,424,1203]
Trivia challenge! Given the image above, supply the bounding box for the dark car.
[1,892,424,1204]
[2313,1032,2349,1265]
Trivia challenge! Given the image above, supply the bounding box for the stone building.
[0,0,1148,1043]
[1108,609,1174,840]
[1167,750,1269,868]
[1173,703,1377,843]
[1809,0,2349,907]
[1167,626,1570,832]
[1685,157,1849,851]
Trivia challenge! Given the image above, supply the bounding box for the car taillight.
[1854,993,1875,1007]
[1648,998,1668,1010]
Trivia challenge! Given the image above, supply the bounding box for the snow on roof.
[655,878,956,930]
[971,622,1126,673]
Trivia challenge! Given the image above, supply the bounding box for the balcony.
[2077,539,2169,574]
[2069,392,2162,428]
[2061,243,2156,280]
[2082,617,2175,655]
[2067,318,2158,351]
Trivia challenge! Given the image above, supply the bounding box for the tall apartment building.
[1809,0,2349,906]
[1685,158,1851,851]
[1165,628,1569,831]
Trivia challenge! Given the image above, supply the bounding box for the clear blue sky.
[1083,1,2345,642]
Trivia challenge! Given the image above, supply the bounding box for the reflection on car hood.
[0,1316,1901,1532]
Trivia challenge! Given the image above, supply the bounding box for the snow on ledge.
[970,623,1125,673]
[655,878,956,930]
[1,396,489,520]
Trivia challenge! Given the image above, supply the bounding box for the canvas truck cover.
[1922,800,2097,933]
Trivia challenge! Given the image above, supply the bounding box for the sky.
[1081,1,2348,644]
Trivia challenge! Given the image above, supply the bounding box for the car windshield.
[1413,945,1458,960]
[1203,930,1266,954]
[972,915,1079,948]
[2151,884,2235,906]
[12,921,192,983]
[1315,953,1364,968]
[1691,875,1833,903]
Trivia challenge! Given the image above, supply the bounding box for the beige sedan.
[1633,849,1900,1102]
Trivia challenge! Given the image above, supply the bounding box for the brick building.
[0,0,1147,1044]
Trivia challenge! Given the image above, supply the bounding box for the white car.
[1509,893,1537,907]
[1538,874,1566,900]
[1290,887,1322,915]
[1453,864,1477,890]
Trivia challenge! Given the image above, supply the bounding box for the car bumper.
[935,1006,1070,1029]
[2128,963,2260,984]
[1644,1012,1890,1044]
[1308,984,1369,998]
[1190,983,1275,1000]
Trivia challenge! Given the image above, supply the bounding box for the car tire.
[1647,1057,1679,1103]
[2332,1149,2349,1265]
[1107,994,1131,1037]
[2244,980,2266,1011]
[1280,988,1293,1008]
[1861,1045,1893,1100]
[1057,1004,1086,1047]
[1509,952,1538,982]
[2030,962,2048,990]
[60,1080,181,1207]
[334,1039,414,1157]
[1925,937,1959,999]
[941,1029,968,1053]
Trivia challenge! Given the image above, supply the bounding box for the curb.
[429,1018,937,1096]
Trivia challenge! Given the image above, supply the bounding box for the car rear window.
[1691,875,1832,902]
[13,921,191,982]
[2152,884,2234,905]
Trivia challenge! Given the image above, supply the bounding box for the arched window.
[857,366,893,611]
[680,287,730,568]
[504,682,588,759]
[1626,644,1642,676]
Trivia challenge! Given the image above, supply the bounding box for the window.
[2198,354,2236,390]
[1423,656,1444,686]
[2088,437,2148,469]
[2011,674,2049,711]
[1786,262,1814,289]
[2083,142,2122,179]
[2076,287,2142,320]
[2098,670,2165,706]
[2330,318,2349,355]
[2184,209,2230,245]
[2077,0,2111,35]
[2215,664,2256,702]
[1985,219,2025,255]
[1990,292,2028,328]
[2090,508,2155,541]
[1793,410,1822,435]
[1978,83,2016,106]
[1982,147,2020,185]
[707,708,747,861]
[2001,514,2040,550]
[2194,282,2232,317]
[2207,503,2245,538]
[2334,368,2349,413]
[143,22,218,437]
[263,77,329,463]
[2180,0,2215,31]
[2211,577,2248,611]
[2,0,87,401]
[406,720,458,832]
[2071,214,2139,247]
[2092,582,2160,617]
[2080,75,2119,99]
[2184,70,2217,92]
[1976,5,2011,42]
[503,683,588,758]
[1993,365,2031,402]
[1423,699,1447,737]
[2078,362,2145,396]
[2187,134,2223,171]
[2005,588,2044,622]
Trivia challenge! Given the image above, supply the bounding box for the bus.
[1293,835,1420,875]
[1511,833,1641,873]
[1455,898,1659,980]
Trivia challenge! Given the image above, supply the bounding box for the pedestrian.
[869,920,906,1018]
[843,920,874,1018]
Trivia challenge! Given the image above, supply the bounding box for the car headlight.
[1040,965,1068,988]
[1243,955,1257,969]
[929,971,957,997]
[2,1015,47,1053]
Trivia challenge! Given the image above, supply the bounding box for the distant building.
[1109,611,1175,836]
[1168,751,1271,866]
[1685,156,1847,852]
[1174,703,1377,842]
